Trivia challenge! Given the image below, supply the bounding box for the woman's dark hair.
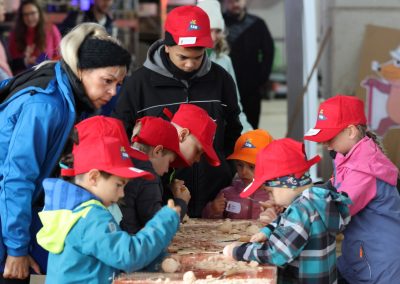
[14,0,46,53]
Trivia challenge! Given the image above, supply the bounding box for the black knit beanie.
[78,38,131,71]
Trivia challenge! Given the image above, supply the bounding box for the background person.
[223,0,275,128]
[197,0,252,133]
[58,0,116,37]
[8,0,61,74]
[0,0,12,81]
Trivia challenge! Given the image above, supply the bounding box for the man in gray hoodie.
[112,5,243,218]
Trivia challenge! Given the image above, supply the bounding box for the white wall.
[243,0,400,98]
[324,0,400,96]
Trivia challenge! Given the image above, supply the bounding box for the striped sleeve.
[233,205,311,266]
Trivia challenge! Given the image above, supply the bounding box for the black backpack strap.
[0,63,56,104]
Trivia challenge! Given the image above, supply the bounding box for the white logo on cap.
[178,37,197,45]
[304,128,321,136]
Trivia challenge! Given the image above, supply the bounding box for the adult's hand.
[3,255,41,279]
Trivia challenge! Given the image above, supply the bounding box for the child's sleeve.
[335,170,377,216]
[232,205,311,266]
[260,216,280,237]
[79,205,179,272]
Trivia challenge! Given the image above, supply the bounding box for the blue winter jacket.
[37,178,180,283]
[0,62,76,266]
[334,137,400,283]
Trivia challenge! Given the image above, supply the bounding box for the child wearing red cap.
[202,129,273,219]
[304,94,400,284]
[161,103,229,217]
[36,116,180,283]
[119,116,191,234]
[223,138,351,284]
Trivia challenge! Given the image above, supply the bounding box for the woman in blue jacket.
[0,22,131,282]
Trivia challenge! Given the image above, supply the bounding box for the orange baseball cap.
[227,129,273,165]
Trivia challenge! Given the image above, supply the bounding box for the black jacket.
[119,158,187,234]
[112,40,242,217]
[58,6,114,36]
[224,12,275,94]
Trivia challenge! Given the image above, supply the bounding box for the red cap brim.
[240,178,264,198]
[126,146,149,161]
[202,143,220,167]
[107,167,154,180]
[304,128,342,143]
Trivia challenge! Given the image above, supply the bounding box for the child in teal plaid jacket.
[224,138,351,284]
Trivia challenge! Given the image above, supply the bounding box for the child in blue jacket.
[223,138,351,284]
[36,116,180,284]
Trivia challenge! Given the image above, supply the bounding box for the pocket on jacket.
[351,241,372,281]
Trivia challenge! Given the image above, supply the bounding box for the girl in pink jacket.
[304,95,400,284]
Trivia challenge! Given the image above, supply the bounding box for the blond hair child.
[304,95,400,283]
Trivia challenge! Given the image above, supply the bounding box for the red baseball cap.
[164,5,213,48]
[240,138,320,198]
[131,116,189,167]
[304,95,367,143]
[171,104,220,167]
[227,129,273,165]
[62,116,153,180]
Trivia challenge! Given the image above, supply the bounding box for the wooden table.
[114,219,277,283]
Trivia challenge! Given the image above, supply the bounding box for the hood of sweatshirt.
[335,137,398,186]
[143,40,212,82]
[302,185,351,233]
[36,178,104,254]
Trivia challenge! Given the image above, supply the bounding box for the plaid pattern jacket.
[233,185,351,284]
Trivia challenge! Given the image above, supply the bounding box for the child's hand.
[250,232,267,243]
[171,179,191,204]
[223,242,241,260]
[261,193,285,214]
[167,199,181,215]
[211,193,226,215]
[259,207,278,225]
[259,200,276,210]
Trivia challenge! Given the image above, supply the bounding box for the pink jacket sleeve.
[335,170,377,216]
[46,24,62,59]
